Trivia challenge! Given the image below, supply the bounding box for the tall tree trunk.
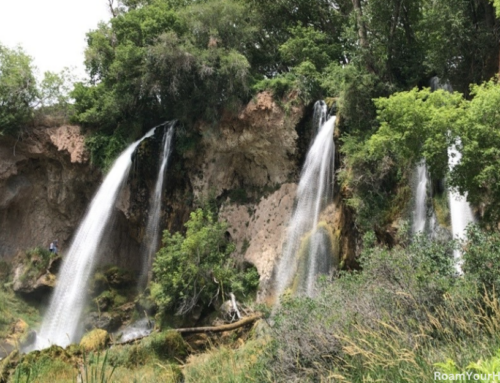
[352,0,369,49]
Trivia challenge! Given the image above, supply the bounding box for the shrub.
[462,225,500,293]
[268,234,457,382]
[80,329,110,352]
[151,208,259,317]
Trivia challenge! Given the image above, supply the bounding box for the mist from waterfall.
[140,123,174,288]
[275,101,336,298]
[34,128,156,350]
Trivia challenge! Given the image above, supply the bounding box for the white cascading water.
[275,101,336,298]
[412,162,429,234]
[34,128,156,350]
[430,77,475,270]
[117,318,154,343]
[448,143,474,271]
[140,123,174,288]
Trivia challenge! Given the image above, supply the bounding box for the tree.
[357,80,500,225]
[421,0,498,94]
[0,44,38,135]
[151,208,259,316]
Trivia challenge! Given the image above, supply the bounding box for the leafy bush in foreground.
[151,208,259,317]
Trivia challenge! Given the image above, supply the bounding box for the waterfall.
[448,142,474,271]
[412,163,429,234]
[275,102,336,298]
[430,77,475,270]
[34,128,156,350]
[312,100,328,138]
[140,123,174,288]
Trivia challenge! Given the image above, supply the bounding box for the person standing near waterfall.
[49,239,58,254]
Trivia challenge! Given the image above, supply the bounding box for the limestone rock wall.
[0,126,99,261]
[219,183,297,300]
[185,92,304,200]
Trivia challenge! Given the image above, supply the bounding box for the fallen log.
[175,313,262,334]
[113,313,263,345]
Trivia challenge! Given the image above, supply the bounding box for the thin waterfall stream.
[412,163,429,234]
[430,77,475,271]
[33,128,157,350]
[448,143,475,272]
[275,101,336,298]
[140,123,174,288]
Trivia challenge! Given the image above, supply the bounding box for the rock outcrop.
[220,183,297,300]
[185,92,304,200]
[0,126,99,261]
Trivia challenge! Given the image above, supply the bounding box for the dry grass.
[333,289,500,382]
[182,339,270,383]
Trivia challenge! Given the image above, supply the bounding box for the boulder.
[84,312,122,333]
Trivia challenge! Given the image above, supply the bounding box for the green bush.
[462,225,500,293]
[268,234,458,382]
[151,208,259,317]
[85,133,127,171]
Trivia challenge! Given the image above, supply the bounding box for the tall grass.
[182,339,270,383]
[336,289,500,382]
[80,352,116,383]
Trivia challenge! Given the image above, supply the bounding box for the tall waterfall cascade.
[34,128,156,350]
[275,101,336,298]
[140,123,175,288]
[448,143,475,271]
[430,77,475,270]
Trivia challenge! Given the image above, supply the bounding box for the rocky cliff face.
[185,92,304,200]
[0,93,356,300]
[0,126,99,261]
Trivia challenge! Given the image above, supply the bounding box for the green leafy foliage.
[353,80,500,225]
[422,0,498,94]
[462,225,500,293]
[85,132,127,171]
[262,230,500,382]
[0,44,38,135]
[151,208,259,316]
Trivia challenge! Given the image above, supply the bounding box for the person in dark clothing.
[49,239,58,254]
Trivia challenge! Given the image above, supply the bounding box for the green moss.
[240,239,250,255]
[433,192,451,229]
[80,329,110,352]
[89,266,138,314]
[0,288,40,338]
[20,246,59,283]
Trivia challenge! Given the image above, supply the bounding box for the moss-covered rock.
[80,329,110,352]
[11,247,60,300]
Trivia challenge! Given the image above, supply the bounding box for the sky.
[0,0,111,80]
